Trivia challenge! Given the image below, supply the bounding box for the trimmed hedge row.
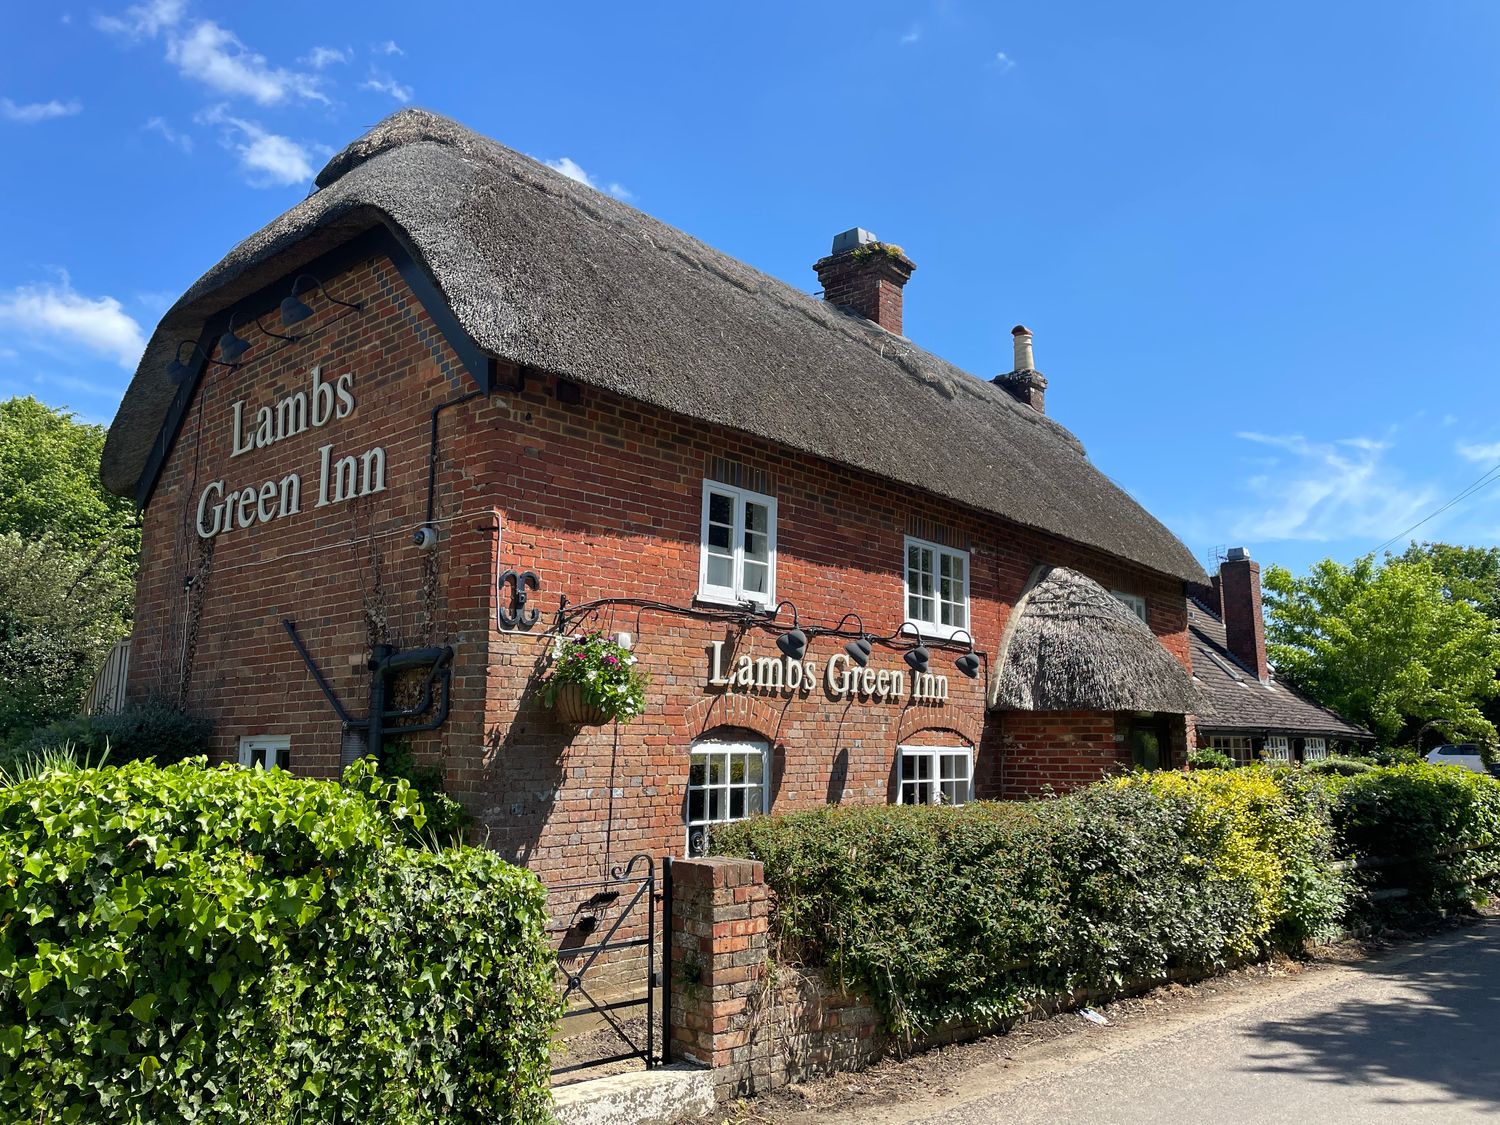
[0,759,559,1124]
[713,763,1500,1037]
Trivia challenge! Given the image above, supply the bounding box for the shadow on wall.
[1244,918,1500,1110]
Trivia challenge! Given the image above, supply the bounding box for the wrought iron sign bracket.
[499,569,541,629]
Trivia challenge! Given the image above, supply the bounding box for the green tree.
[0,396,139,580]
[1263,553,1500,748]
[0,398,139,739]
[0,532,133,737]
[1400,542,1500,620]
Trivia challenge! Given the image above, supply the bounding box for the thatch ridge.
[994,566,1202,713]
[103,108,1205,584]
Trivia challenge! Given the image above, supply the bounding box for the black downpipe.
[426,390,484,526]
[363,643,454,766]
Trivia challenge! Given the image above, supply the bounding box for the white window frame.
[697,480,777,608]
[1264,735,1291,763]
[1303,737,1328,763]
[903,536,971,640]
[896,745,974,807]
[1208,734,1254,767]
[238,734,290,770]
[685,737,769,856]
[1112,590,1148,624]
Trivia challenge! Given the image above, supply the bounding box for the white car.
[1424,743,1497,776]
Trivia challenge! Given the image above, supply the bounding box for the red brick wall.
[127,250,492,778]
[127,248,1194,886]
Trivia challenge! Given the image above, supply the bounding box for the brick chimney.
[1219,547,1268,681]
[814,228,915,335]
[994,325,1048,413]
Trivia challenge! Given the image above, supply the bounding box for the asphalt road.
[820,914,1500,1124]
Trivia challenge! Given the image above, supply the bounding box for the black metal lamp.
[899,621,930,674]
[827,613,871,667]
[220,309,299,363]
[773,601,807,661]
[281,274,363,327]
[951,629,981,679]
[167,339,236,383]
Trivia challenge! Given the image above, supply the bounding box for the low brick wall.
[670,858,889,1100]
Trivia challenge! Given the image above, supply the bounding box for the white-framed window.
[1208,734,1254,767]
[1303,737,1328,763]
[686,737,768,856]
[1112,590,1148,624]
[698,481,777,607]
[238,735,290,771]
[1264,735,1291,763]
[896,745,973,806]
[904,536,969,638]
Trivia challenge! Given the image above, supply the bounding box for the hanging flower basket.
[550,680,614,726]
[542,632,649,726]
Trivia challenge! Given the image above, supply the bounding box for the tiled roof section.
[1188,600,1371,739]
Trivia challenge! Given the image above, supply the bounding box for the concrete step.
[552,1063,715,1125]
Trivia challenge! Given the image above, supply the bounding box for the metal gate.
[549,853,672,1077]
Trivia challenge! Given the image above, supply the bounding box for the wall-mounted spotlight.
[281,274,363,327]
[772,601,807,661]
[951,629,981,679]
[898,621,930,674]
[829,613,871,667]
[166,339,237,384]
[219,310,298,364]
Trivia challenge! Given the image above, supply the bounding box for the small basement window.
[896,746,973,806]
[698,481,777,608]
[238,735,290,771]
[905,537,969,638]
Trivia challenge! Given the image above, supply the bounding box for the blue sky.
[3,1,1499,578]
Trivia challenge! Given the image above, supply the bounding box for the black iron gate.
[549,853,673,1077]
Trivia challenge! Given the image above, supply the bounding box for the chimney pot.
[994,323,1046,413]
[1011,324,1035,373]
[1219,547,1268,681]
[813,229,915,335]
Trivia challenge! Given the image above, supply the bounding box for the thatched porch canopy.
[992,566,1201,713]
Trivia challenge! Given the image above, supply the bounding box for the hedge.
[2,696,211,769]
[1328,763,1500,917]
[713,763,1499,1037]
[0,758,559,1124]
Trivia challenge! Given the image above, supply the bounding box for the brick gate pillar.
[668,857,769,1086]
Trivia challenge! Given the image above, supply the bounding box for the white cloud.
[144,115,192,152]
[2,98,82,124]
[1222,432,1439,542]
[376,40,404,56]
[900,24,922,45]
[95,0,185,38]
[301,46,348,69]
[994,50,1016,71]
[544,156,631,200]
[0,276,147,369]
[199,106,314,186]
[361,71,412,103]
[167,21,326,105]
[1457,440,1500,464]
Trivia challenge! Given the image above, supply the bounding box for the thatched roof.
[993,566,1201,713]
[102,109,1204,584]
[1188,601,1371,739]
